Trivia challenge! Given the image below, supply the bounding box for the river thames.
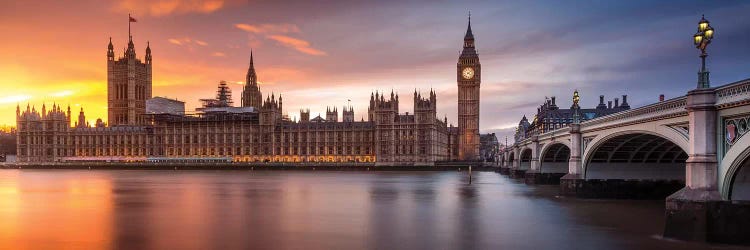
[0,170,743,249]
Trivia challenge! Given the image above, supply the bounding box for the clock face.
[462,67,474,79]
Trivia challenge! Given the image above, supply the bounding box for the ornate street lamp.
[693,15,715,89]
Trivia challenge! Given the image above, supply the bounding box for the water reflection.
[0,170,739,250]
[0,170,113,249]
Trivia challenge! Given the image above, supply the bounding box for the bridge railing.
[715,78,750,108]
[537,126,570,141]
[579,96,688,132]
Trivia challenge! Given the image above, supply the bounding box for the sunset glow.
[2,1,749,141]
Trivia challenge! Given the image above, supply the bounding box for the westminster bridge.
[498,77,750,243]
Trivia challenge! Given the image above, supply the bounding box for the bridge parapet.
[537,126,570,142]
[715,78,750,109]
[580,96,687,133]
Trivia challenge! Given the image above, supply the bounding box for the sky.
[1,0,749,142]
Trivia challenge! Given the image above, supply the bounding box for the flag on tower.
[129,16,137,22]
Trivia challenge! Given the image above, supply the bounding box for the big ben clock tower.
[457,16,480,161]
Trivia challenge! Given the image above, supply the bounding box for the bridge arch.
[539,142,570,173]
[582,129,688,180]
[519,148,532,170]
[720,132,750,200]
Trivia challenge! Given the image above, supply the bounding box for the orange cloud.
[168,38,189,45]
[211,52,226,57]
[115,0,226,17]
[234,23,324,55]
[168,37,209,49]
[267,35,327,56]
[234,23,300,34]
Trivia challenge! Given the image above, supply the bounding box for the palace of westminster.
[15,19,485,164]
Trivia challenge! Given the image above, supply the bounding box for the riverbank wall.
[0,162,498,171]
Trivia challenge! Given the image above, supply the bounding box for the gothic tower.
[107,31,152,126]
[241,50,263,108]
[300,109,310,122]
[326,106,338,122]
[457,16,481,161]
[342,105,354,122]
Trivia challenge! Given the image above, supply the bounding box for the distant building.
[479,133,499,162]
[0,129,16,162]
[2,155,17,163]
[515,92,631,142]
[146,97,185,115]
[15,18,486,164]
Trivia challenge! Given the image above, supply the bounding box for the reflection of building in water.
[16,19,487,165]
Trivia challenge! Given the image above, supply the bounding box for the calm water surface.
[0,170,744,250]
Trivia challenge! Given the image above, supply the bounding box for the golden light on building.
[14,18,486,165]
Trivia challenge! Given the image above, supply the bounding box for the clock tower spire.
[457,14,481,161]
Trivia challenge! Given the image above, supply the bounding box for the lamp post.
[693,15,715,89]
[571,90,581,124]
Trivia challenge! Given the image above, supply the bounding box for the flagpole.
[128,13,131,40]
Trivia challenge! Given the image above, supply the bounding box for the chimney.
[659,94,665,102]
[597,95,607,109]
[620,95,630,109]
[614,98,619,108]
[550,96,557,109]
[608,101,612,109]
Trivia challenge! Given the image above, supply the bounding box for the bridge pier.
[562,178,684,198]
[510,169,527,179]
[560,124,583,195]
[525,171,565,185]
[560,174,582,196]
[664,88,729,242]
[508,147,522,178]
[499,167,510,175]
[499,165,510,175]
[499,152,511,175]
[524,137,543,184]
